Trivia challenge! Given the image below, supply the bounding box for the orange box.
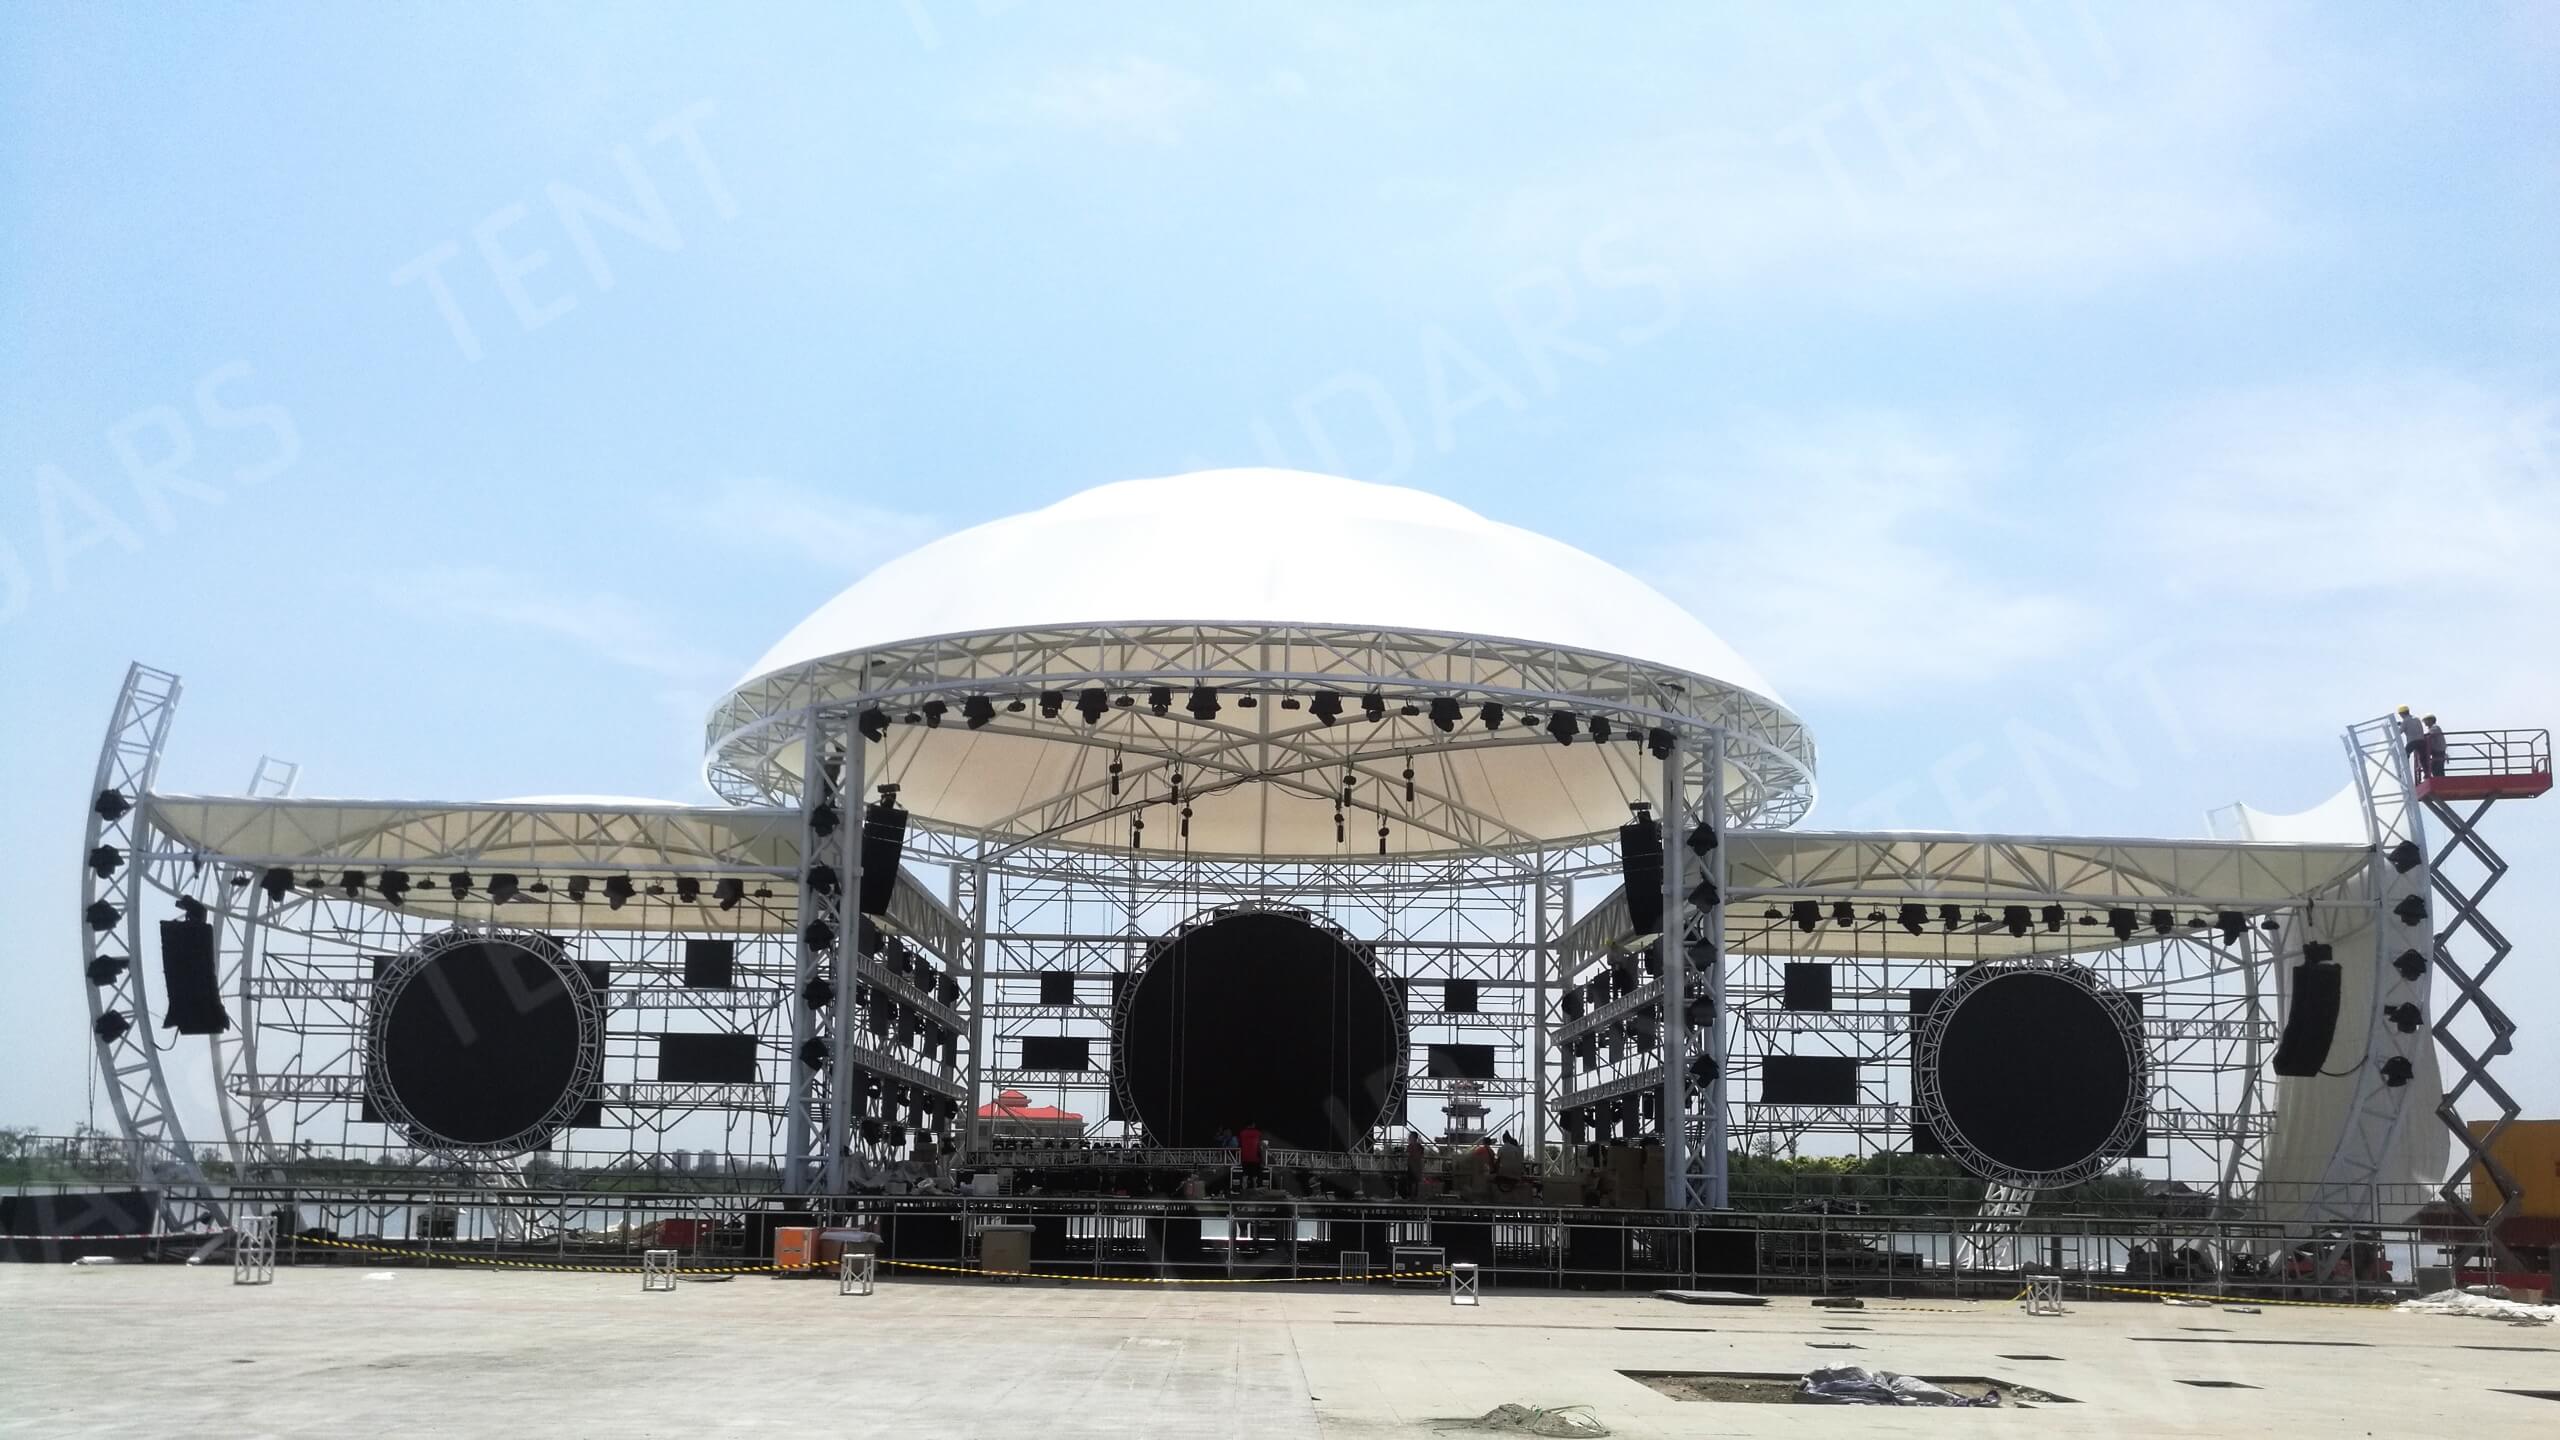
[773,1226,819,1273]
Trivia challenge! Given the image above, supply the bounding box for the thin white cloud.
[2105,374,2560,734]
[1017,56,1209,145]
[375,567,727,682]
[664,476,942,575]
[1637,414,2101,702]
[1446,4,2320,298]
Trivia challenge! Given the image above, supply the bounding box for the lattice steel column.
[783,710,828,1191]
[821,733,865,1192]
[80,662,216,1222]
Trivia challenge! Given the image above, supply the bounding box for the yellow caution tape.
[2083,1282,2395,1310]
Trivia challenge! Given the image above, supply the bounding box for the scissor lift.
[2409,727,2549,1269]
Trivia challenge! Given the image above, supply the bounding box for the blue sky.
[2,2,2554,1130]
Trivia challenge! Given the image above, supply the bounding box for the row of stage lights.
[856,687,1684,757]
[228,866,773,913]
[1760,899,2280,946]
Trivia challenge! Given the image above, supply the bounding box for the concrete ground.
[0,1265,2551,1438]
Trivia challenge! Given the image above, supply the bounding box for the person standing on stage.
[1237,1120,1265,1188]
[2423,715,2449,782]
[1403,1131,1427,1200]
[2397,706,2426,773]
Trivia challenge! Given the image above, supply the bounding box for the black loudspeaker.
[1021,1036,1091,1071]
[1782,962,1834,1012]
[1426,1043,1499,1079]
[1443,978,1479,1014]
[1619,814,1664,937]
[659,1033,758,1083]
[156,917,228,1035]
[1762,1055,1859,1104]
[1040,971,1077,1006]
[858,800,908,916]
[683,938,735,988]
[2271,955,2344,1077]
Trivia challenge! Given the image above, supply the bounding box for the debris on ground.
[2398,1288,2557,1325]
[1435,1402,1608,1436]
[1794,1366,2000,1407]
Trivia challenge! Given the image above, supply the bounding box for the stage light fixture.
[1308,691,1343,726]
[1832,901,1856,927]
[2392,895,2427,926]
[1589,716,1612,744]
[2107,908,2136,941]
[2216,911,2247,945]
[1428,697,1461,732]
[2392,948,2427,981]
[803,976,835,1009]
[1898,904,1927,936]
[1076,688,1109,725]
[1790,900,1822,933]
[1687,1053,1719,1088]
[1236,694,1257,709]
[488,873,520,905]
[1006,698,1025,713]
[85,899,120,932]
[2383,1001,2421,1034]
[1477,702,1504,731]
[87,845,122,879]
[179,895,207,923]
[1186,685,1220,721]
[1685,818,1716,855]
[1361,692,1386,724]
[1279,695,1301,710]
[2145,908,2170,936]
[674,877,700,904]
[2387,840,2423,874]
[378,870,411,906]
[339,870,364,897]
[1940,903,1963,932]
[604,875,635,910]
[858,708,890,742]
[919,700,946,729]
[94,789,132,822]
[1647,728,1675,759]
[2042,904,2065,933]
[94,1010,131,1043]
[258,868,292,904]
[799,1037,829,1071]
[715,878,745,911]
[1146,686,1173,717]
[805,917,836,951]
[810,801,840,837]
[1038,691,1064,720]
[447,871,473,900]
[86,955,129,986]
[962,695,997,730]
[2379,1056,2413,1088]
[2003,906,2030,938]
[1763,906,1783,920]
[1687,878,1719,909]
[566,875,590,904]
[1546,711,1579,745]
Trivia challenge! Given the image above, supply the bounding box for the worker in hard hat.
[2397,706,2426,770]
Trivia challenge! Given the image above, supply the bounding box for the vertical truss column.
[959,859,990,1150]
[1530,864,1566,1149]
[783,711,828,1192]
[2423,791,2526,1269]
[821,732,865,1192]
[80,662,215,1223]
[1691,730,1729,1209]
[2311,716,2437,1225]
[1658,731,1727,1211]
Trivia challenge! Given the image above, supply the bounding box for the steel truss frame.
[361,923,608,1156]
[702,623,1819,854]
[89,671,969,1192]
[2307,717,2437,1225]
[1911,957,2150,1189]
[1545,829,2319,1214]
[79,663,216,1223]
[1105,900,1413,1146]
